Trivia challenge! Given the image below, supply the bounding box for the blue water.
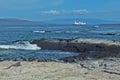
[0,25,120,60]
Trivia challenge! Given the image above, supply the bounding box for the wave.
[33,30,46,33]
[33,30,52,33]
[33,30,80,34]
[94,25,100,28]
[65,31,80,33]
[0,41,41,50]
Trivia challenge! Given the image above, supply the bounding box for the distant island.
[0,18,120,26]
[0,18,44,26]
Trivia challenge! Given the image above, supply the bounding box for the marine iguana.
[5,62,21,69]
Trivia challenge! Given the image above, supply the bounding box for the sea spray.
[0,41,41,50]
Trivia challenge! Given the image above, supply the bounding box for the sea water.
[0,25,120,60]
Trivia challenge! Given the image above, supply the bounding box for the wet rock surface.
[0,57,58,62]
[100,33,120,36]
[31,38,120,61]
[1,38,120,72]
[78,58,120,70]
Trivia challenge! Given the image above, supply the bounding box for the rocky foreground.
[0,60,120,80]
[0,38,120,80]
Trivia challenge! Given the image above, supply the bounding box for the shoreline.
[0,38,120,80]
[0,38,120,62]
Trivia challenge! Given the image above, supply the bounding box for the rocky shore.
[1,38,120,65]
[0,60,120,80]
[0,38,120,80]
[30,38,120,61]
[30,38,120,75]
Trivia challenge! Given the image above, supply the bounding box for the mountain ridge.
[0,18,44,25]
[0,18,120,25]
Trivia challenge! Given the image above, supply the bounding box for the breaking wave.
[33,30,52,33]
[0,41,41,50]
[33,30,80,34]
[33,30,46,33]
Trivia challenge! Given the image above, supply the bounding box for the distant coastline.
[0,18,120,26]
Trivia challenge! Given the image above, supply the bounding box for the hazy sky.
[0,0,120,21]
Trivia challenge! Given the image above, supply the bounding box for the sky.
[0,0,120,21]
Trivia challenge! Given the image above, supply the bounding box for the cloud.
[71,9,88,14]
[39,9,88,15]
[0,0,63,10]
[40,10,60,15]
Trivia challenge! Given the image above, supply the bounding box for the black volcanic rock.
[30,38,120,62]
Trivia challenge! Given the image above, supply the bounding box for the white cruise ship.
[74,21,86,25]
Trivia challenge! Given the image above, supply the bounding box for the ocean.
[0,24,120,60]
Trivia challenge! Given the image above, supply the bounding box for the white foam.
[94,26,99,28]
[33,30,45,33]
[55,31,62,33]
[66,31,80,33]
[0,41,41,50]
[72,38,120,46]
